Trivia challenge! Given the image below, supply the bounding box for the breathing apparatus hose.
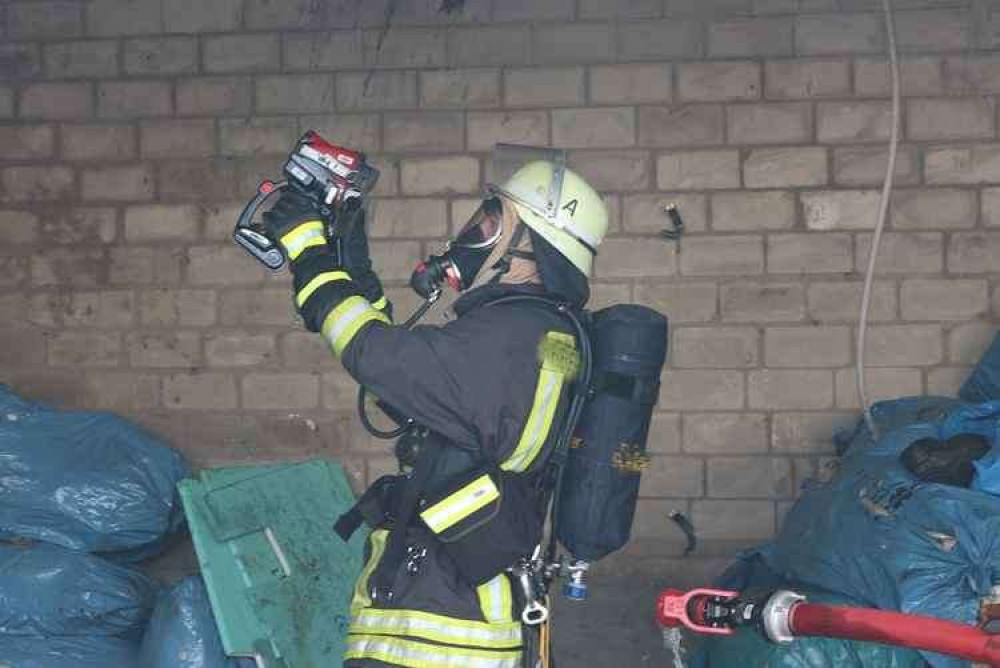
[856,0,900,440]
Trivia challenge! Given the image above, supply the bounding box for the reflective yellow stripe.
[295,270,350,308]
[345,635,522,668]
[350,608,522,649]
[419,474,499,534]
[478,574,514,624]
[351,529,388,614]
[372,295,388,311]
[320,295,390,356]
[501,332,578,473]
[279,220,326,260]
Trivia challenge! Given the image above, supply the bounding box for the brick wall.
[1,0,998,575]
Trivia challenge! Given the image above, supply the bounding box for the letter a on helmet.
[488,144,609,278]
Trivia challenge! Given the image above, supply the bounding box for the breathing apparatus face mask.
[410,196,505,299]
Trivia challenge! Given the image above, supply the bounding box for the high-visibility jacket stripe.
[321,295,390,356]
[295,270,350,308]
[345,635,522,668]
[501,331,578,473]
[477,574,514,624]
[279,220,326,260]
[371,295,389,311]
[351,529,388,614]
[350,608,521,649]
[420,474,499,534]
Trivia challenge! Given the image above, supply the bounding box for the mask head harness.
[410,195,535,299]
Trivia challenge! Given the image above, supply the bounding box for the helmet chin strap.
[487,222,537,285]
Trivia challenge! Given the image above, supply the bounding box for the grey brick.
[124,37,197,75]
[125,204,198,241]
[618,20,703,61]
[98,81,171,118]
[673,327,760,368]
[765,326,851,367]
[658,150,740,190]
[176,77,252,117]
[567,149,654,192]
[203,34,280,73]
[659,370,744,411]
[39,208,117,245]
[708,457,793,499]
[667,0,753,15]
[749,369,834,409]
[0,211,39,245]
[86,0,161,36]
[765,59,850,99]
[856,232,943,274]
[370,199,448,239]
[361,27,447,69]
[552,107,635,149]
[772,413,850,454]
[634,282,718,323]
[948,322,997,364]
[709,18,794,57]
[947,231,1000,273]
[945,55,1000,94]
[691,500,775,541]
[532,23,615,65]
[639,456,704,499]
[590,64,672,105]
[32,247,103,285]
[256,75,334,114]
[0,125,54,160]
[907,98,994,141]
[163,372,237,410]
[680,236,764,276]
[679,61,760,102]
[901,279,988,321]
[164,0,242,32]
[743,147,828,188]
[492,0,574,21]
[728,103,811,144]
[865,324,943,366]
[807,281,897,322]
[20,82,92,120]
[895,9,971,51]
[400,156,480,196]
[580,0,661,18]
[817,101,892,144]
[0,44,42,81]
[768,233,853,274]
[2,166,74,202]
[7,2,83,39]
[140,289,216,327]
[448,25,530,67]
[420,69,500,108]
[129,332,201,368]
[795,13,884,55]
[218,289,296,326]
[833,145,920,186]
[338,71,418,110]
[638,105,725,147]
[468,111,548,152]
[855,56,943,96]
[892,188,976,230]
[624,193,707,234]
[49,332,121,367]
[205,333,276,367]
[44,41,118,79]
[141,119,215,158]
[0,89,12,118]
[81,165,154,202]
[926,145,1000,185]
[384,111,465,152]
[595,238,676,278]
[721,281,806,322]
[218,117,297,157]
[802,190,880,230]
[282,31,363,72]
[927,367,970,397]
[684,413,768,454]
[243,0,329,30]
[504,68,584,107]
[835,367,923,409]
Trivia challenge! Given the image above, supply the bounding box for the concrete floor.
[142,537,725,667]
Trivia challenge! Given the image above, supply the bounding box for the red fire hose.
[657,588,1000,666]
[791,603,1000,666]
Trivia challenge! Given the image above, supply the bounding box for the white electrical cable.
[856,0,901,439]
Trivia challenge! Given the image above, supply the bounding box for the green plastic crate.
[178,459,367,668]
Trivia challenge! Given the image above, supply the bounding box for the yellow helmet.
[491,154,608,278]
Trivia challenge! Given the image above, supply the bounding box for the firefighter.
[263,150,608,668]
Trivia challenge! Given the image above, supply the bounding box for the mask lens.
[454,197,503,249]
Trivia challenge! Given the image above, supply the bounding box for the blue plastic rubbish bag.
[0,543,157,638]
[0,635,140,668]
[756,399,1000,668]
[139,577,254,668]
[0,385,189,558]
[961,332,1000,403]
